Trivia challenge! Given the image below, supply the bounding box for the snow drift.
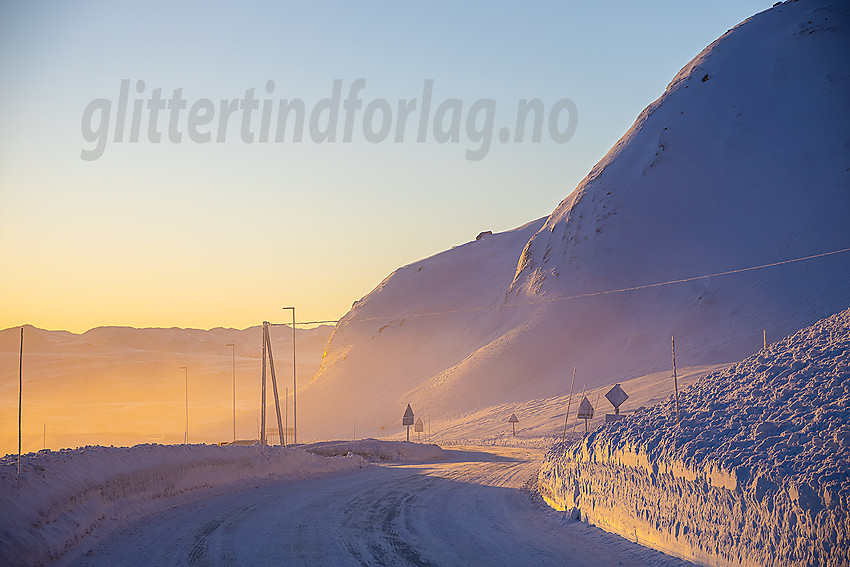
[0,444,365,567]
[299,0,850,440]
[303,439,446,462]
[539,307,850,567]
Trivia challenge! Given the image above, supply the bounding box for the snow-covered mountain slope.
[539,306,850,567]
[506,0,850,379]
[299,0,850,441]
[299,219,546,436]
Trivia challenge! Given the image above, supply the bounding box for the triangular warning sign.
[414,417,424,432]
[508,413,519,423]
[577,397,594,419]
[402,404,415,425]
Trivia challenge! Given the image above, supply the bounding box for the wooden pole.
[561,367,576,445]
[573,383,586,434]
[180,366,188,444]
[594,392,601,430]
[292,308,297,445]
[672,336,681,424]
[18,327,23,484]
[763,329,767,350]
[231,345,236,442]
[265,327,285,446]
[261,322,267,445]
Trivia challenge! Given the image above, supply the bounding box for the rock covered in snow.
[539,307,850,567]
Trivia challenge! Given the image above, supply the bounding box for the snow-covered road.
[53,446,691,566]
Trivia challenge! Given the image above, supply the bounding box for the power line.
[268,320,340,327]
[284,246,850,327]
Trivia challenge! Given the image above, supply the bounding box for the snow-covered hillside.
[300,219,546,436]
[539,307,850,567]
[298,0,850,441]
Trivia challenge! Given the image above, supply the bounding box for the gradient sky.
[0,1,771,333]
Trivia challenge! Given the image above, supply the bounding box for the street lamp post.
[282,307,296,444]
[179,366,188,444]
[225,344,235,442]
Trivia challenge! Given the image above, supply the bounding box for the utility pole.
[225,344,235,442]
[18,327,23,484]
[264,325,285,446]
[763,329,767,350]
[180,366,189,443]
[261,323,267,445]
[282,307,296,444]
[672,337,681,424]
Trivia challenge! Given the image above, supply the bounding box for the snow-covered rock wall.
[0,444,365,567]
[539,308,850,567]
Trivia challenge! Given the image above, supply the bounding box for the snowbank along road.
[53,446,692,566]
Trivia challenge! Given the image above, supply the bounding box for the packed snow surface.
[46,446,694,567]
[300,0,850,442]
[0,443,365,567]
[539,307,850,567]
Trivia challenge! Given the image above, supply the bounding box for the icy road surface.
[54,446,691,566]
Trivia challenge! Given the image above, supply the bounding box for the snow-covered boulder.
[539,307,850,567]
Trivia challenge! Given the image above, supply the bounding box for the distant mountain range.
[0,324,332,454]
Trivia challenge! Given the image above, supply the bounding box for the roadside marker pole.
[561,367,576,446]
[572,383,586,434]
[672,336,681,424]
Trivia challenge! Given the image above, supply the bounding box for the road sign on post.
[605,384,629,415]
[508,413,519,436]
[577,397,594,433]
[414,417,424,441]
[403,404,414,441]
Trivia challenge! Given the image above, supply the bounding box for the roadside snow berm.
[539,307,850,567]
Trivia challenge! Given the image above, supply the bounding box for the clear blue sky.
[0,1,772,332]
